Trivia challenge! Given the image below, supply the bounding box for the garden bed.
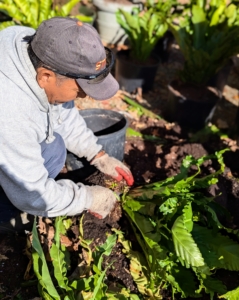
[1,45,239,300]
[2,116,239,299]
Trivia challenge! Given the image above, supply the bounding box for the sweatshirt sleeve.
[52,101,102,161]
[0,114,93,218]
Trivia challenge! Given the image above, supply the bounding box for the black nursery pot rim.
[167,79,220,104]
[116,49,160,67]
[165,79,220,130]
[79,108,128,139]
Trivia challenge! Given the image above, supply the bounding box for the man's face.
[36,68,86,104]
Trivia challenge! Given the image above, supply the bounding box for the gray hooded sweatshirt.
[0,26,102,217]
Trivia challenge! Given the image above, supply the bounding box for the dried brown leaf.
[0,254,8,261]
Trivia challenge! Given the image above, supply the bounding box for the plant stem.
[122,95,162,120]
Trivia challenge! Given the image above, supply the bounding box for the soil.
[2,42,239,300]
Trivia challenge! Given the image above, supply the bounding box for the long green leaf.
[116,4,169,62]
[192,5,207,49]
[49,217,74,298]
[172,215,204,268]
[91,268,108,300]
[50,243,75,298]
[32,217,60,299]
[210,3,225,26]
[122,95,162,119]
[94,234,117,271]
[39,0,52,25]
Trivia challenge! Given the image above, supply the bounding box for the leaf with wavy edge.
[195,273,227,299]
[172,215,204,268]
[193,224,239,271]
[170,265,199,297]
[219,286,239,299]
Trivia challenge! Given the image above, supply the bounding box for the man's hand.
[91,153,134,186]
[85,185,117,219]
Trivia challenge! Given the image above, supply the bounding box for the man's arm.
[52,101,102,161]
[0,115,94,217]
[53,101,134,186]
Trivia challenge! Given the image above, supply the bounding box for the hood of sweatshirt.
[0,26,50,112]
[0,26,56,142]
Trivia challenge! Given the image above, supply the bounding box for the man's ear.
[36,67,56,88]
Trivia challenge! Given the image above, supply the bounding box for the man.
[0,17,134,233]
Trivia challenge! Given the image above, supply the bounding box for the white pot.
[93,0,138,45]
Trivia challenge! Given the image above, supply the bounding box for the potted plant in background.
[165,0,239,130]
[147,0,177,63]
[93,0,138,45]
[115,0,174,93]
[0,0,89,30]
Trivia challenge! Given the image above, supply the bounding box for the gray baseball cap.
[31,17,119,100]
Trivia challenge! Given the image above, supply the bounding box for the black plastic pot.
[65,109,128,172]
[80,109,128,161]
[165,80,220,130]
[115,50,160,93]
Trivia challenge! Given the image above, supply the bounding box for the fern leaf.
[59,0,79,17]
[26,0,39,28]
[0,20,15,30]
[13,0,31,20]
[0,3,25,22]
[39,0,52,24]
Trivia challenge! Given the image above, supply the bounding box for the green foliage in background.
[0,0,90,30]
[169,0,239,85]
[116,0,175,62]
[121,149,239,299]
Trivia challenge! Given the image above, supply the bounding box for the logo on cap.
[95,58,106,71]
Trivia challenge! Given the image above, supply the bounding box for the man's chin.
[54,101,64,104]
[53,100,71,105]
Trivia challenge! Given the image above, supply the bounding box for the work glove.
[85,185,117,219]
[91,152,134,186]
